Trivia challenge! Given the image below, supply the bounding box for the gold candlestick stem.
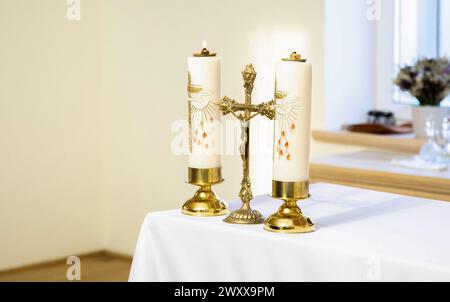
[221,65,275,225]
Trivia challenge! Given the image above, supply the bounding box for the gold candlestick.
[183,44,227,217]
[264,52,315,234]
[220,64,275,224]
[264,180,315,234]
[182,167,228,217]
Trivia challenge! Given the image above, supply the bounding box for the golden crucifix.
[220,64,275,224]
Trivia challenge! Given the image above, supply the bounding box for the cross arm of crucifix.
[220,96,276,122]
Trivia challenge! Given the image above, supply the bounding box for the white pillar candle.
[187,45,222,169]
[273,55,312,182]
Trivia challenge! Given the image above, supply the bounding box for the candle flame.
[202,41,207,49]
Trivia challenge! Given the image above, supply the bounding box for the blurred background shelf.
[312,130,426,154]
[311,150,450,202]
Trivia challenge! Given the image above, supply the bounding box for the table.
[129,184,450,282]
[311,150,450,202]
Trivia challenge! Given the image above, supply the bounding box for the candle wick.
[201,48,210,55]
[290,52,301,60]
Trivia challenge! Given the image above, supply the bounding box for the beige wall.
[0,0,103,270]
[1,0,353,269]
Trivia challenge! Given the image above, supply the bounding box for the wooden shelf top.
[312,130,426,154]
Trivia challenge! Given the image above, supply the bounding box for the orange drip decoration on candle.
[274,81,299,161]
[188,72,219,153]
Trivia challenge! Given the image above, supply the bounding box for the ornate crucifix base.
[223,175,264,225]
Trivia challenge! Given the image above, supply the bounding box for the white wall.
[0,0,103,270]
[324,0,376,130]
[375,0,400,116]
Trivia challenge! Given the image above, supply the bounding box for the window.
[394,0,450,106]
[325,0,450,127]
[441,0,450,56]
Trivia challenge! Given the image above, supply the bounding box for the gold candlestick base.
[182,185,228,217]
[182,168,229,217]
[264,200,315,233]
[264,181,316,234]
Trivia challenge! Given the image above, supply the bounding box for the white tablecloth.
[129,183,450,282]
